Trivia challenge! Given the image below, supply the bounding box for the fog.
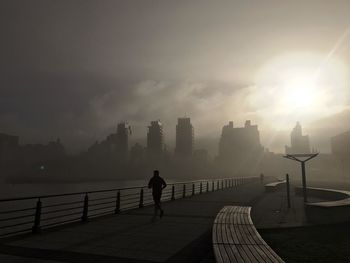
[1,1,350,155]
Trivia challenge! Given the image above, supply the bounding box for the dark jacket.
[148,176,166,195]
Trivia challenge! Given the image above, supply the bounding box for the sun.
[250,52,349,128]
[280,71,318,109]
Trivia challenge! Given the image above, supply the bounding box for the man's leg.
[153,194,160,215]
[157,193,164,218]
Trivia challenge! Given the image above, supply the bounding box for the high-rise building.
[175,117,194,158]
[115,122,130,160]
[285,122,311,154]
[217,120,263,172]
[147,121,163,155]
[218,120,262,159]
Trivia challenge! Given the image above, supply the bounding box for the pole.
[139,188,144,208]
[82,194,89,222]
[286,174,291,208]
[301,161,307,202]
[32,198,42,233]
[115,191,120,214]
[171,185,175,200]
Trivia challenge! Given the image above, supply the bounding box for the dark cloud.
[1,0,350,153]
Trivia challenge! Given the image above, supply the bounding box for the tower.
[285,122,311,154]
[175,117,194,158]
[116,122,130,161]
[147,121,163,155]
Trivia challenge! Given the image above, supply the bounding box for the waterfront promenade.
[0,178,297,263]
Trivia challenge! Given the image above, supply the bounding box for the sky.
[1,0,350,154]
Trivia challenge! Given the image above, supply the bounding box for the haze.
[1,0,350,154]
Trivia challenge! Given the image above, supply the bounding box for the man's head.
[153,170,159,177]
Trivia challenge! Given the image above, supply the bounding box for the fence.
[0,176,258,238]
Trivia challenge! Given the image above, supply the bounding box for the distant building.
[331,131,350,178]
[217,120,263,171]
[193,149,208,163]
[0,133,19,164]
[285,122,311,154]
[218,120,262,159]
[147,121,163,155]
[175,117,194,158]
[130,143,145,164]
[18,138,65,165]
[331,131,350,157]
[87,122,130,163]
[114,122,130,161]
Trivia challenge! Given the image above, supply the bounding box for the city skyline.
[2,1,350,155]
[0,118,338,157]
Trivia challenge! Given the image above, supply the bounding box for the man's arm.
[161,178,167,189]
[148,178,153,189]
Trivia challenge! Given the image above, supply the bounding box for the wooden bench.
[212,206,284,263]
[264,180,286,192]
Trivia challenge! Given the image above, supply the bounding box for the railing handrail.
[0,176,260,238]
[0,177,251,203]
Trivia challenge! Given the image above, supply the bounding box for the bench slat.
[236,245,254,262]
[251,245,275,263]
[260,245,284,263]
[227,244,245,263]
[213,206,284,263]
[213,244,225,263]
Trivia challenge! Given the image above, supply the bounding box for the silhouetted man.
[148,170,167,218]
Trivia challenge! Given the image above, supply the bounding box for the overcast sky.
[1,0,350,154]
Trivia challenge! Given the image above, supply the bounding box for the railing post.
[221,180,224,189]
[82,193,89,222]
[200,182,202,194]
[212,181,214,191]
[192,184,195,196]
[115,191,120,214]
[286,174,291,208]
[139,188,144,208]
[32,198,42,233]
[217,181,219,190]
[206,181,209,192]
[183,184,186,198]
[171,185,175,200]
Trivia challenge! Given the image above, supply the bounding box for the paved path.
[2,178,320,263]
[252,183,327,229]
[0,180,266,263]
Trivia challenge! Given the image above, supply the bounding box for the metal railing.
[0,176,258,238]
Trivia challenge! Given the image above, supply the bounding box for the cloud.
[0,72,254,152]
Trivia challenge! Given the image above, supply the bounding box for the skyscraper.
[175,117,194,158]
[218,120,262,160]
[217,120,263,173]
[147,121,163,155]
[285,122,311,154]
[115,122,130,161]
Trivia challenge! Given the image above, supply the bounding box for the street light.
[283,153,318,202]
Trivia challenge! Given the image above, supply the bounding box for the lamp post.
[283,153,318,202]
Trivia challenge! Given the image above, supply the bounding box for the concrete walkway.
[0,178,319,263]
[0,180,266,263]
[251,184,326,229]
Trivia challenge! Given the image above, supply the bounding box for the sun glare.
[281,73,318,109]
[250,52,349,128]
